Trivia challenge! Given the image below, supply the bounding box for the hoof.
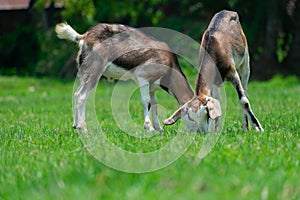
[73,123,88,133]
[144,126,155,132]
[76,126,88,133]
[255,126,264,132]
[154,127,164,132]
[144,121,155,132]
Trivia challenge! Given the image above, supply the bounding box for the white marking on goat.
[239,96,249,108]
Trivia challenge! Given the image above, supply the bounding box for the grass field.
[0,74,299,200]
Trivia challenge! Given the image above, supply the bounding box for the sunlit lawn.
[0,74,299,200]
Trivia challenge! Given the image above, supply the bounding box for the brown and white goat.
[55,23,194,132]
[163,10,264,132]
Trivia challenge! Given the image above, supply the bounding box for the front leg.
[231,71,263,131]
[138,79,155,131]
[240,96,264,131]
[150,90,163,132]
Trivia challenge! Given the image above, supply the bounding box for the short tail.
[55,22,83,43]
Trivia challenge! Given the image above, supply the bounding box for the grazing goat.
[163,10,264,132]
[55,22,193,132]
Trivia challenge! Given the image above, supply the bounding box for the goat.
[55,22,194,132]
[163,10,264,132]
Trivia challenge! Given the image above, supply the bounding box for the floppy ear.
[206,98,221,119]
[163,104,188,126]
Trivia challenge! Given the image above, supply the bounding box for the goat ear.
[206,98,221,119]
[163,104,188,126]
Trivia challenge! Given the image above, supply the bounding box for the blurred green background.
[0,0,299,80]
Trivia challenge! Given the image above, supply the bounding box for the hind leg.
[73,51,108,132]
[73,78,100,132]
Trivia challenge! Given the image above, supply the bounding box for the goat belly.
[103,64,134,81]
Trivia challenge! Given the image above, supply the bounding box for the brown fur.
[56,22,194,132]
[164,10,263,132]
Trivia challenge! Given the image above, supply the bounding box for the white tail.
[55,23,82,43]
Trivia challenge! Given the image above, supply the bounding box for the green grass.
[0,75,299,200]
